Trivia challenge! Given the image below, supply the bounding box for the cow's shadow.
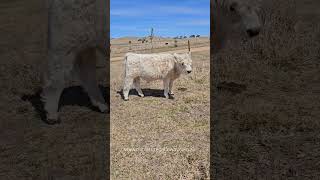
[117,88,174,100]
[21,85,109,123]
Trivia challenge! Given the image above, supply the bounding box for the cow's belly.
[139,66,169,80]
[140,74,165,81]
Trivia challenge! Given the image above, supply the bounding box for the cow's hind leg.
[133,77,144,97]
[123,76,134,101]
[75,48,108,113]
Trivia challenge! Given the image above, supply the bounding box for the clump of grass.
[194,77,206,84]
[183,96,194,104]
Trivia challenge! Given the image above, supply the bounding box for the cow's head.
[173,52,193,74]
[227,0,261,37]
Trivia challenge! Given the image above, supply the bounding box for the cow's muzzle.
[187,70,192,74]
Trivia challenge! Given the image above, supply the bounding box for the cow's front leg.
[169,79,174,95]
[41,72,64,124]
[41,51,70,124]
[163,78,170,99]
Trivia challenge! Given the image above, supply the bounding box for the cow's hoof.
[169,92,174,95]
[124,98,129,101]
[101,108,110,113]
[44,112,61,125]
[98,104,109,113]
[45,118,61,125]
[138,94,144,97]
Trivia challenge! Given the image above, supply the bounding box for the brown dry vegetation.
[212,0,320,178]
[110,37,210,179]
[0,0,108,179]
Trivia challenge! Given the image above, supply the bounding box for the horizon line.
[111,34,210,39]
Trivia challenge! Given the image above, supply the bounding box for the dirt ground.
[110,37,210,179]
[0,0,108,179]
[211,0,320,179]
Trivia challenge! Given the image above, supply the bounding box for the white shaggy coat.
[122,52,192,100]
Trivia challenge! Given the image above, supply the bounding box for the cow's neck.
[173,63,182,78]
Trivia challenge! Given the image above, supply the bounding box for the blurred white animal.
[41,0,109,124]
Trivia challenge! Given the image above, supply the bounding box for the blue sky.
[111,0,210,38]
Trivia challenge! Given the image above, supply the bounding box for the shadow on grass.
[116,88,174,100]
[21,85,109,124]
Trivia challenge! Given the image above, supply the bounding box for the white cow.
[41,0,109,124]
[122,52,192,100]
[212,0,262,51]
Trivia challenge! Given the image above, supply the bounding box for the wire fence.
[110,38,210,56]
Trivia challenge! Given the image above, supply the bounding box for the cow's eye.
[182,62,185,66]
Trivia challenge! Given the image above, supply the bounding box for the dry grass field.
[0,0,108,179]
[110,37,210,179]
[212,0,320,178]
